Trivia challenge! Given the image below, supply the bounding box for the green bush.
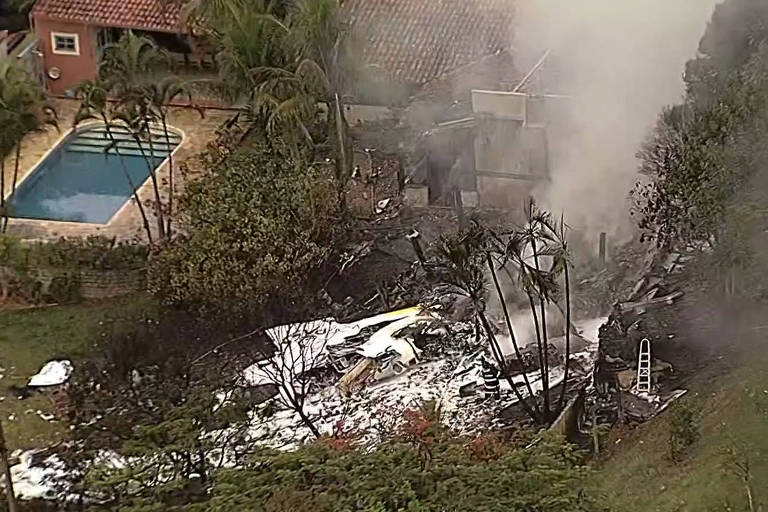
[149,138,343,316]
[82,432,605,512]
[0,235,148,272]
[192,435,604,512]
[668,401,702,463]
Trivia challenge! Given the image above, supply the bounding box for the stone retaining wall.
[2,266,146,301]
[78,268,146,299]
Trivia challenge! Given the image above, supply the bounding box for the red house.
[31,0,183,95]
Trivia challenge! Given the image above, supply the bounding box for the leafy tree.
[634,0,768,297]
[191,0,355,201]
[148,136,343,316]
[634,42,768,253]
[0,58,57,232]
[58,307,262,510]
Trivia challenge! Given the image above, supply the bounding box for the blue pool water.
[6,125,180,224]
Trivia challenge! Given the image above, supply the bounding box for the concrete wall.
[477,176,536,217]
[472,90,527,121]
[474,120,548,177]
[32,15,98,95]
[344,104,399,126]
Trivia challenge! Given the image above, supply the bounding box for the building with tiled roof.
[32,0,516,97]
[342,0,514,88]
[32,0,182,33]
[31,0,183,94]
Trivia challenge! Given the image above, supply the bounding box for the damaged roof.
[342,0,515,86]
[32,0,183,33]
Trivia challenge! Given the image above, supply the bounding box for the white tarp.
[27,360,73,387]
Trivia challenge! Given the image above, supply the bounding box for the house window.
[51,32,79,55]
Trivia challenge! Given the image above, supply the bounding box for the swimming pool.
[6,124,182,224]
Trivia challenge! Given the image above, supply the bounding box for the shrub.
[668,401,702,463]
[195,434,604,512]
[149,138,343,317]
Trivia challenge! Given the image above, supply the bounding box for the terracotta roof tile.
[32,0,183,33]
[342,0,514,86]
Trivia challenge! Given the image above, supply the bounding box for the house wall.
[32,16,98,95]
[476,176,536,218]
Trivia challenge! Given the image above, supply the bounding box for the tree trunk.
[0,421,18,512]
[1,156,6,233]
[526,290,548,419]
[132,130,166,241]
[142,130,167,241]
[162,117,174,239]
[557,261,572,411]
[11,142,21,196]
[477,310,541,424]
[2,142,23,233]
[530,238,551,420]
[333,93,348,213]
[486,253,539,410]
[296,406,321,439]
[102,119,154,246]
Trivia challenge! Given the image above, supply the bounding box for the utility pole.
[0,421,18,512]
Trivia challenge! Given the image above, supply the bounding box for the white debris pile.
[28,360,73,388]
[8,451,67,501]
[244,314,604,450]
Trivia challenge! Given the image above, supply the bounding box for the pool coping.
[4,121,187,230]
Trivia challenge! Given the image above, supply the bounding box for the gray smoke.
[514,0,720,242]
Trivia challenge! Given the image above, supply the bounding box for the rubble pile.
[588,247,694,426]
[243,302,603,450]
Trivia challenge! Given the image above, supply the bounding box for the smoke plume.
[514,0,720,241]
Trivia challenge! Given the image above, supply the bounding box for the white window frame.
[51,32,80,56]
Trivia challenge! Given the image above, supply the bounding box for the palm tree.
[100,31,173,241]
[497,203,573,423]
[74,80,154,245]
[434,225,543,424]
[286,0,352,185]
[143,77,193,237]
[0,59,57,232]
[203,0,351,199]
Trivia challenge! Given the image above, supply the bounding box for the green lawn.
[598,353,768,512]
[0,295,154,451]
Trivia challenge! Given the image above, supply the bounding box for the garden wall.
[77,268,146,299]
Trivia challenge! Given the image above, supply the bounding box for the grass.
[0,295,154,451]
[597,352,768,512]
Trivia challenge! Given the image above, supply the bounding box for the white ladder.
[636,337,652,394]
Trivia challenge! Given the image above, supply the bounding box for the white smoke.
[514,0,720,241]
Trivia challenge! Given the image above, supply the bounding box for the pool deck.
[0,98,231,242]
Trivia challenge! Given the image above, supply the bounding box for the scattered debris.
[588,242,694,431]
[28,360,73,388]
[8,450,66,501]
[242,306,604,450]
[376,198,392,213]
